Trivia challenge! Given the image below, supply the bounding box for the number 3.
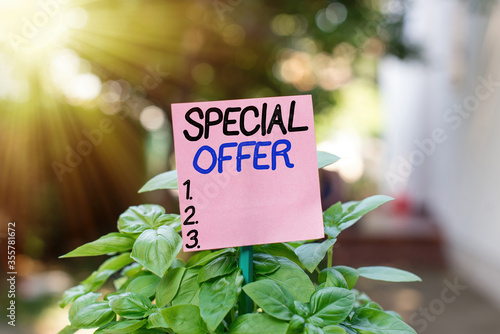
[185,229,199,249]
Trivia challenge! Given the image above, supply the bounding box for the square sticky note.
[172,95,324,251]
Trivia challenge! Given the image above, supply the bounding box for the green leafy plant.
[58,152,420,334]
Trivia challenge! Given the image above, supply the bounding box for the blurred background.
[1,0,500,333]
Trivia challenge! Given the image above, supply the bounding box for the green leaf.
[293,301,310,318]
[357,266,421,282]
[71,302,115,329]
[131,226,182,277]
[339,196,393,230]
[253,253,281,275]
[126,275,161,299]
[324,226,341,239]
[229,313,288,334]
[307,316,325,328]
[243,279,294,321]
[147,309,170,329]
[60,233,135,258]
[118,205,179,234]
[323,202,343,228]
[131,329,165,334]
[305,324,322,334]
[286,314,306,334]
[185,251,212,267]
[337,325,360,334]
[139,170,178,193]
[156,267,186,307]
[81,270,115,292]
[95,319,147,333]
[256,257,314,303]
[161,304,208,334]
[69,292,101,322]
[295,239,336,273]
[60,285,88,308]
[317,151,340,169]
[350,308,417,334]
[100,252,135,272]
[333,266,359,290]
[198,253,238,283]
[81,253,134,291]
[323,325,347,334]
[188,248,237,268]
[109,292,152,319]
[122,263,143,277]
[199,270,243,331]
[310,287,355,325]
[57,325,78,334]
[172,268,201,305]
[385,310,403,320]
[255,243,303,267]
[363,301,383,311]
[319,268,348,289]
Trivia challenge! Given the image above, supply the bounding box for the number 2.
[183,206,198,225]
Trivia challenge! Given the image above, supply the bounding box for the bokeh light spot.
[140,105,165,131]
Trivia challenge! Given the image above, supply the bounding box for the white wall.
[380,0,500,307]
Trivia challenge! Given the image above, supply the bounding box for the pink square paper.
[172,95,324,251]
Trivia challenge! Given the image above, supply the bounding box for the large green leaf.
[131,226,182,277]
[138,170,178,193]
[199,270,243,331]
[108,292,152,319]
[317,151,340,169]
[61,233,135,258]
[350,308,417,334]
[310,287,355,325]
[339,196,393,230]
[253,253,281,275]
[126,275,161,299]
[295,239,336,273]
[118,205,179,234]
[70,301,116,329]
[256,257,314,303]
[229,313,288,334]
[156,267,186,307]
[243,279,294,321]
[357,266,421,282]
[95,319,147,333]
[198,253,238,283]
[161,304,208,334]
[172,268,201,305]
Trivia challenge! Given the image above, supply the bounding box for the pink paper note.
[172,95,324,251]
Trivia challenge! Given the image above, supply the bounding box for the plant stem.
[327,247,333,268]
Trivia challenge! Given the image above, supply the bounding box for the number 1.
[183,179,191,200]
